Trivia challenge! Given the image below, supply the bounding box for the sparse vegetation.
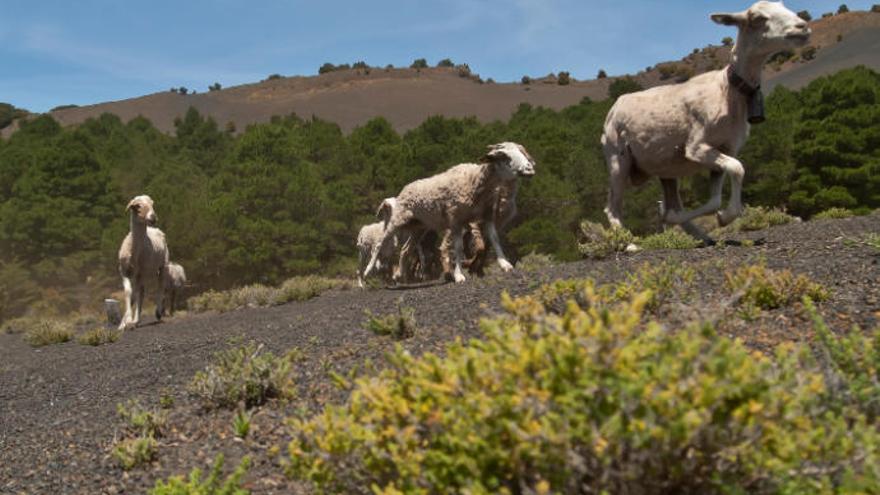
[208,83,222,92]
[150,455,251,495]
[638,228,702,250]
[232,410,251,438]
[77,327,121,346]
[577,221,636,259]
[725,264,829,311]
[838,4,850,14]
[801,45,818,61]
[797,10,812,22]
[521,75,531,85]
[188,342,297,410]
[265,74,282,81]
[22,319,73,347]
[410,58,428,69]
[713,206,796,235]
[813,207,855,220]
[608,76,643,100]
[117,399,167,438]
[516,252,556,272]
[287,286,880,493]
[722,36,734,46]
[113,436,158,470]
[597,69,607,79]
[557,71,571,86]
[437,58,454,68]
[363,305,416,340]
[187,276,350,313]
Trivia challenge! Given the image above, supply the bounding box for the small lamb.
[162,262,186,316]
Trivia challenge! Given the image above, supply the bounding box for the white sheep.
[118,195,169,330]
[357,212,428,288]
[162,262,186,316]
[364,142,535,284]
[357,220,398,288]
[601,1,810,243]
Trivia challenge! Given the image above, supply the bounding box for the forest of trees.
[0,66,878,322]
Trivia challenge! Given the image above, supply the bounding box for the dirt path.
[1,214,878,494]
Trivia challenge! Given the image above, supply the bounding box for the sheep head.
[484,142,536,179]
[126,195,158,227]
[711,2,810,57]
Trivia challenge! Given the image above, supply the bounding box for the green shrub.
[714,206,797,235]
[808,299,880,422]
[577,221,636,259]
[188,342,296,410]
[557,71,571,86]
[22,319,74,347]
[77,327,121,346]
[516,252,556,272]
[117,399,167,438]
[866,233,880,252]
[113,436,158,470]
[287,289,880,494]
[151,455,251,495]
[638,229,701,250]
[725,264,829,310]
[232,410,251,439]
[534,262,694,314]
[813,207,855,220]
[363,306,417,340]
[608,76,643,100]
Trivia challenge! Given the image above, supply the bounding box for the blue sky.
[1,0,873,112]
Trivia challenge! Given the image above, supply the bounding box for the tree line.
[0,66,877,322]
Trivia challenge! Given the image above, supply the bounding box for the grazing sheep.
[601,1,810,243]
[365,142,535,284]
[118,195,169,330]
[162,262,186,316]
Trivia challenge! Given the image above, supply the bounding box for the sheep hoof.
[716,209,740,227]
[498,259,514,272]
[453,272,467,284]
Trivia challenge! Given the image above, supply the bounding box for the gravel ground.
[1,214,878,494]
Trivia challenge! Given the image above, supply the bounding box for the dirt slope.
[1,214,878,494]
[3,11,876,137]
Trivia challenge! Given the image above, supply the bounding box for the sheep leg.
[660,178,716,246]
[395,234,417,284]
[120,276,134,330]
[169,289,176,317]
[357,247,367,289]
[154,272,164,322]
[451,226,467,283]
[603,139,628,229]
[666,141,741,225]
[485,221,514,272]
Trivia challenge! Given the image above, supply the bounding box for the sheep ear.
[126,200,139,212]
[711,11,747,26]
[485,148,509,162]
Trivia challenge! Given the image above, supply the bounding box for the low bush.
[287,288,880,494]
[638,229,701,250]
[515,252,556,272]
[725,264,828,310]
[576,221,636,259]
[112,436,158,470]
[188,342,296,410]
[232,410,251,439]
[713,206,796,235]
[77,327,121,346]
[363,306,417,340]
[117,399,167,438]
[21,319,73,347]
[150,455,251,495]
[813,207,855,220]
[188,276,350,313]
[534,261,694,314]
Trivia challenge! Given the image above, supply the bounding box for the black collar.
[726,65,760,98]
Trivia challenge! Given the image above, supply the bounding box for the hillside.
[4,10,879,136]
[1,214,878,493]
